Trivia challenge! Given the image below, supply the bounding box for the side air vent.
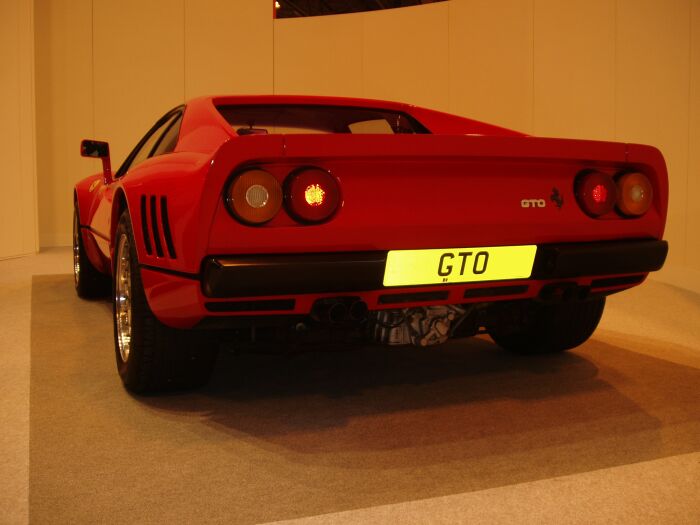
[140,194,177,259]
[140,195,152,255]
[160,197,176,258]
[150,196,164,257]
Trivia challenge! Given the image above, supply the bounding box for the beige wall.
[29,0,700,289]
[273,0,700,290]
[34,0,272,247]
[688,0,700,289]
[0,0,38,259]
[34,0,93,248]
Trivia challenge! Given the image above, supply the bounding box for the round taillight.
[616,172,653,216]
[285,167,340,223]
[575,171,618,217]
[225,168,282,225]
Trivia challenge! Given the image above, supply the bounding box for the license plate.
[383,245,537,287]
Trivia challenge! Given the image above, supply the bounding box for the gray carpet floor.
[29,275,700,524]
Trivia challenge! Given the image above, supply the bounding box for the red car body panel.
[75,95,668,329]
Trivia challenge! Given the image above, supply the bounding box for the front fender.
[74,173,103,226]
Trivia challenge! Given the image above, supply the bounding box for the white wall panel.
[0,0,37,258]
[449,0,533,132]
[616,0,691,269]
[274,13,364,97]
[35,0,93,248]
[93,0,185,172]
[185,0,273,98]
[687,1,700,273]
[533,0,615,140]
[364,3,449,111]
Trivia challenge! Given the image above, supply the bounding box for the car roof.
[176,94,525,154]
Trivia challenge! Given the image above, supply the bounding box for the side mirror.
[81,139,109,158]
[81,139,113,184]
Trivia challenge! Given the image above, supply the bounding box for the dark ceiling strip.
[282,0,308,17]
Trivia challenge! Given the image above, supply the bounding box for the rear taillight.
[284,167,340,223]
[616,172,653,216]
[575,171,618,217]
[225,168,282,225]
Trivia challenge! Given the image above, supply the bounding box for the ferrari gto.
[74,95,668,393]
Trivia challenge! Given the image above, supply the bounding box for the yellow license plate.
[383,245,537,287]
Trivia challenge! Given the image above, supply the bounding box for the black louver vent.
[140,195,152,255]
[140,194,176,259]
[160,196,176,259]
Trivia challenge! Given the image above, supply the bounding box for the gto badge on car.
[521,198,546,208]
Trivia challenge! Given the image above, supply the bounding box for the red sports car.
[74,95,668,393]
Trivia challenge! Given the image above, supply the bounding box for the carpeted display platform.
[29,275,700,524]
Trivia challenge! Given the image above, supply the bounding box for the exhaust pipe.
[349,300,368,322]
[311,297,367,324]
[328,302,348,323]
[311,299,348,324]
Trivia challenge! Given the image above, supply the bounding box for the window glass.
[348,119,395,134]
[129,113,179,168]
[275,0,446,19]
[152,114,183,157]
[116,107,184,177]
[216,105,429,135]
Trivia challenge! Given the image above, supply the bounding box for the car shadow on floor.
[68,280,699,467]
[139,335,691,457]
[82,282,699,466]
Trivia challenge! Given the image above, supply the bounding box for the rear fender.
[114,151,222,272]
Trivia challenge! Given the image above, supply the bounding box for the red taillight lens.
[575,171,617,217]
[285,167,340,223]
[616,172,653,216]
[225,168,282,225]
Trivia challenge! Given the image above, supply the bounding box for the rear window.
[216,104,430,135]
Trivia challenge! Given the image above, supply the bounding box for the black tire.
[73,202,110,298]
[489,297,606,354]
[113,210,217,394]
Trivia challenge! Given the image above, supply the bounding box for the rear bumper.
[142,239,667,328]
[202,252,386,298]
[531,239,668,278]
[202,239,668,298]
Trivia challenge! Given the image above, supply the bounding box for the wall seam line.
[272,3,276,94]
[531,0,535,134]
[613,0,617,139]
[360,13,365,98]
[685,1,693,266]
[28,0,39,252]
[91,0,95,137]
[446,0,450,112]
[16,0,25,254]
[183,0,186,99]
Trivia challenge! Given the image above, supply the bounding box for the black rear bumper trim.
[200,239,667,299]
[531,240,667,279]
[205,299,295,312]
[464,285,530,299]
[379,291,449,305]
[202,252,387,298]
